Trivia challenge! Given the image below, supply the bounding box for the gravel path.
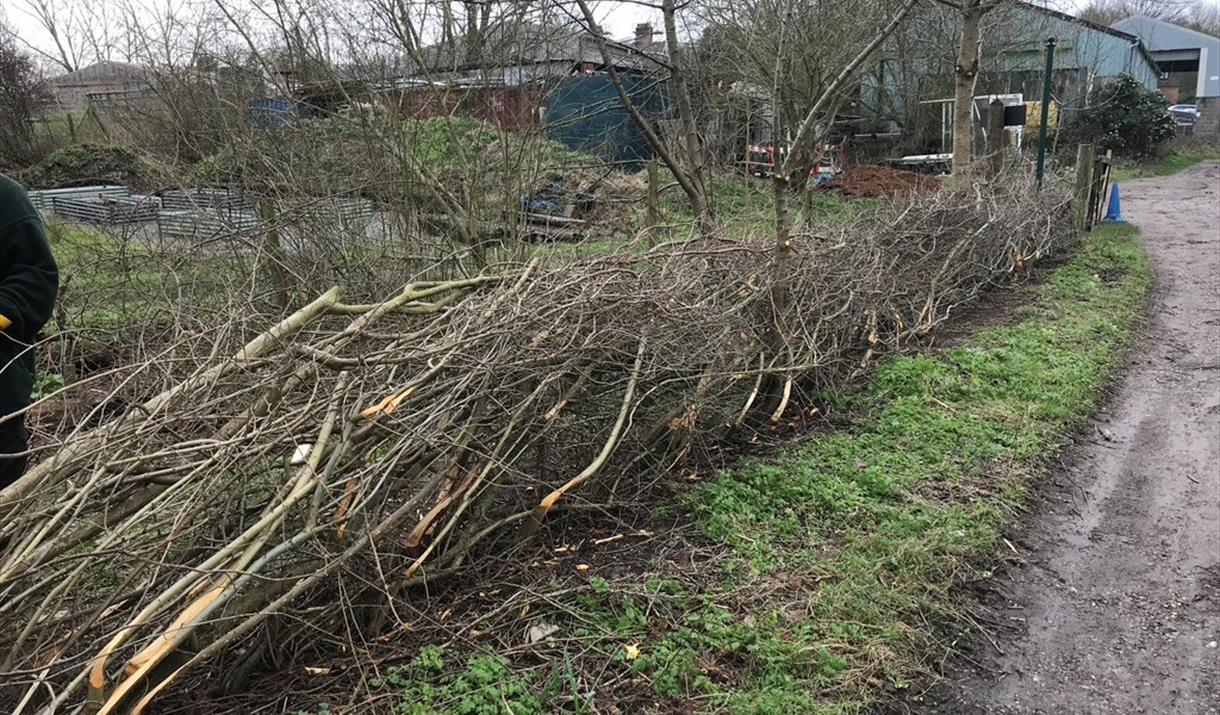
[931,161,1220,714]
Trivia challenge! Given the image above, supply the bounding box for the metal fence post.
[1036,37,1057,188]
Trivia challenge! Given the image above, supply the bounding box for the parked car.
[1168,104,1198,124]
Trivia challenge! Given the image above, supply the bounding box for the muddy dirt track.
[924,161,1220,714]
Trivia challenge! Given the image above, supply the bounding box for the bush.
[191,115,589,201]
[1066,75,1176,158]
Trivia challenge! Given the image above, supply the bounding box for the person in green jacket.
[0,174,58,489]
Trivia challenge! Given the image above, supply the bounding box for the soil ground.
[917,161,1220,713]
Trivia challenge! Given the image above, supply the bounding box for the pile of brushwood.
[23,143,163,191]
[818,164,942,198]
[0,176,1074,713]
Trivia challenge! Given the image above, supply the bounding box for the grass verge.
[308,223,1150,715]
[1112,144,1220,182]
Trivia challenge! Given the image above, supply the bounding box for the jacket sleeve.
[0,217,59,340]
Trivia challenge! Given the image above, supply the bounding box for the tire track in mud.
[925,161,1220,714]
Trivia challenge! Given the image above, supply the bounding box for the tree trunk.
[766,0,919,355]
[646,158,661,243]
[952,3,984,175]
[769,176,792,353]
[1072,143,1096,232]
[662,0,714,236]
[258,200,290,310]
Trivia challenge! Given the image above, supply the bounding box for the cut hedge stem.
[0,176,1077,713]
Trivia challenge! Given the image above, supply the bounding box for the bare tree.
[929,0,1005,175]
[14,0,119,72]
[0,24,51,168]
[1189,1,1220,36]
[573,0,717,237]
[1074,0,1197,26]
[767,0,919,356]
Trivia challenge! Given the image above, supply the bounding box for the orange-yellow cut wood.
[97,582,228,715]
[404,495,456,549]
[125,581,227,674]
[359,385,418,419]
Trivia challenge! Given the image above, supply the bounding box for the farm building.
[982,3,1160,97]
[1112,15,1220,135]
[861,1,1159,153]
[404,22,667,168]
[413,21,658,85]
[46,61,153,114]
[1112,15,1219,103]
[253,23,669,168]
[45,60,227,151]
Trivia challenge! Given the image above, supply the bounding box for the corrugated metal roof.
[1015,2,1160,73]
[1113,15,1220,97]
[48,60,150,86]
[1112,15,1220,52]
[416,22,657,76]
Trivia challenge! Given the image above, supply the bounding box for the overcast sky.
[2,0,666,66]
[3,0,1217,72]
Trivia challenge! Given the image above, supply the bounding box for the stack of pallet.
[160,187,252,213]
[293,196,376,225]
[51,194,160,224]
[158,187,258,240]
[27,186,131,217]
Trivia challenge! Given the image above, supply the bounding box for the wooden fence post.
[986,99,1006,177]
[1087,148,1112,227]
[258,199,290,309]
[1073,143,1095,232]
[1098,149,1115,222]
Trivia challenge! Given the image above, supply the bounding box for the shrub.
[190,115,590,205]
[1066,75,1176,158]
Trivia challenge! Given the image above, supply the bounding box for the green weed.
[651,170,877,239]
[370,649,546,715]
[47,222,250,334]
[32,372,65,400]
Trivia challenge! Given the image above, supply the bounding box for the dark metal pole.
[1036,37,1057,187]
